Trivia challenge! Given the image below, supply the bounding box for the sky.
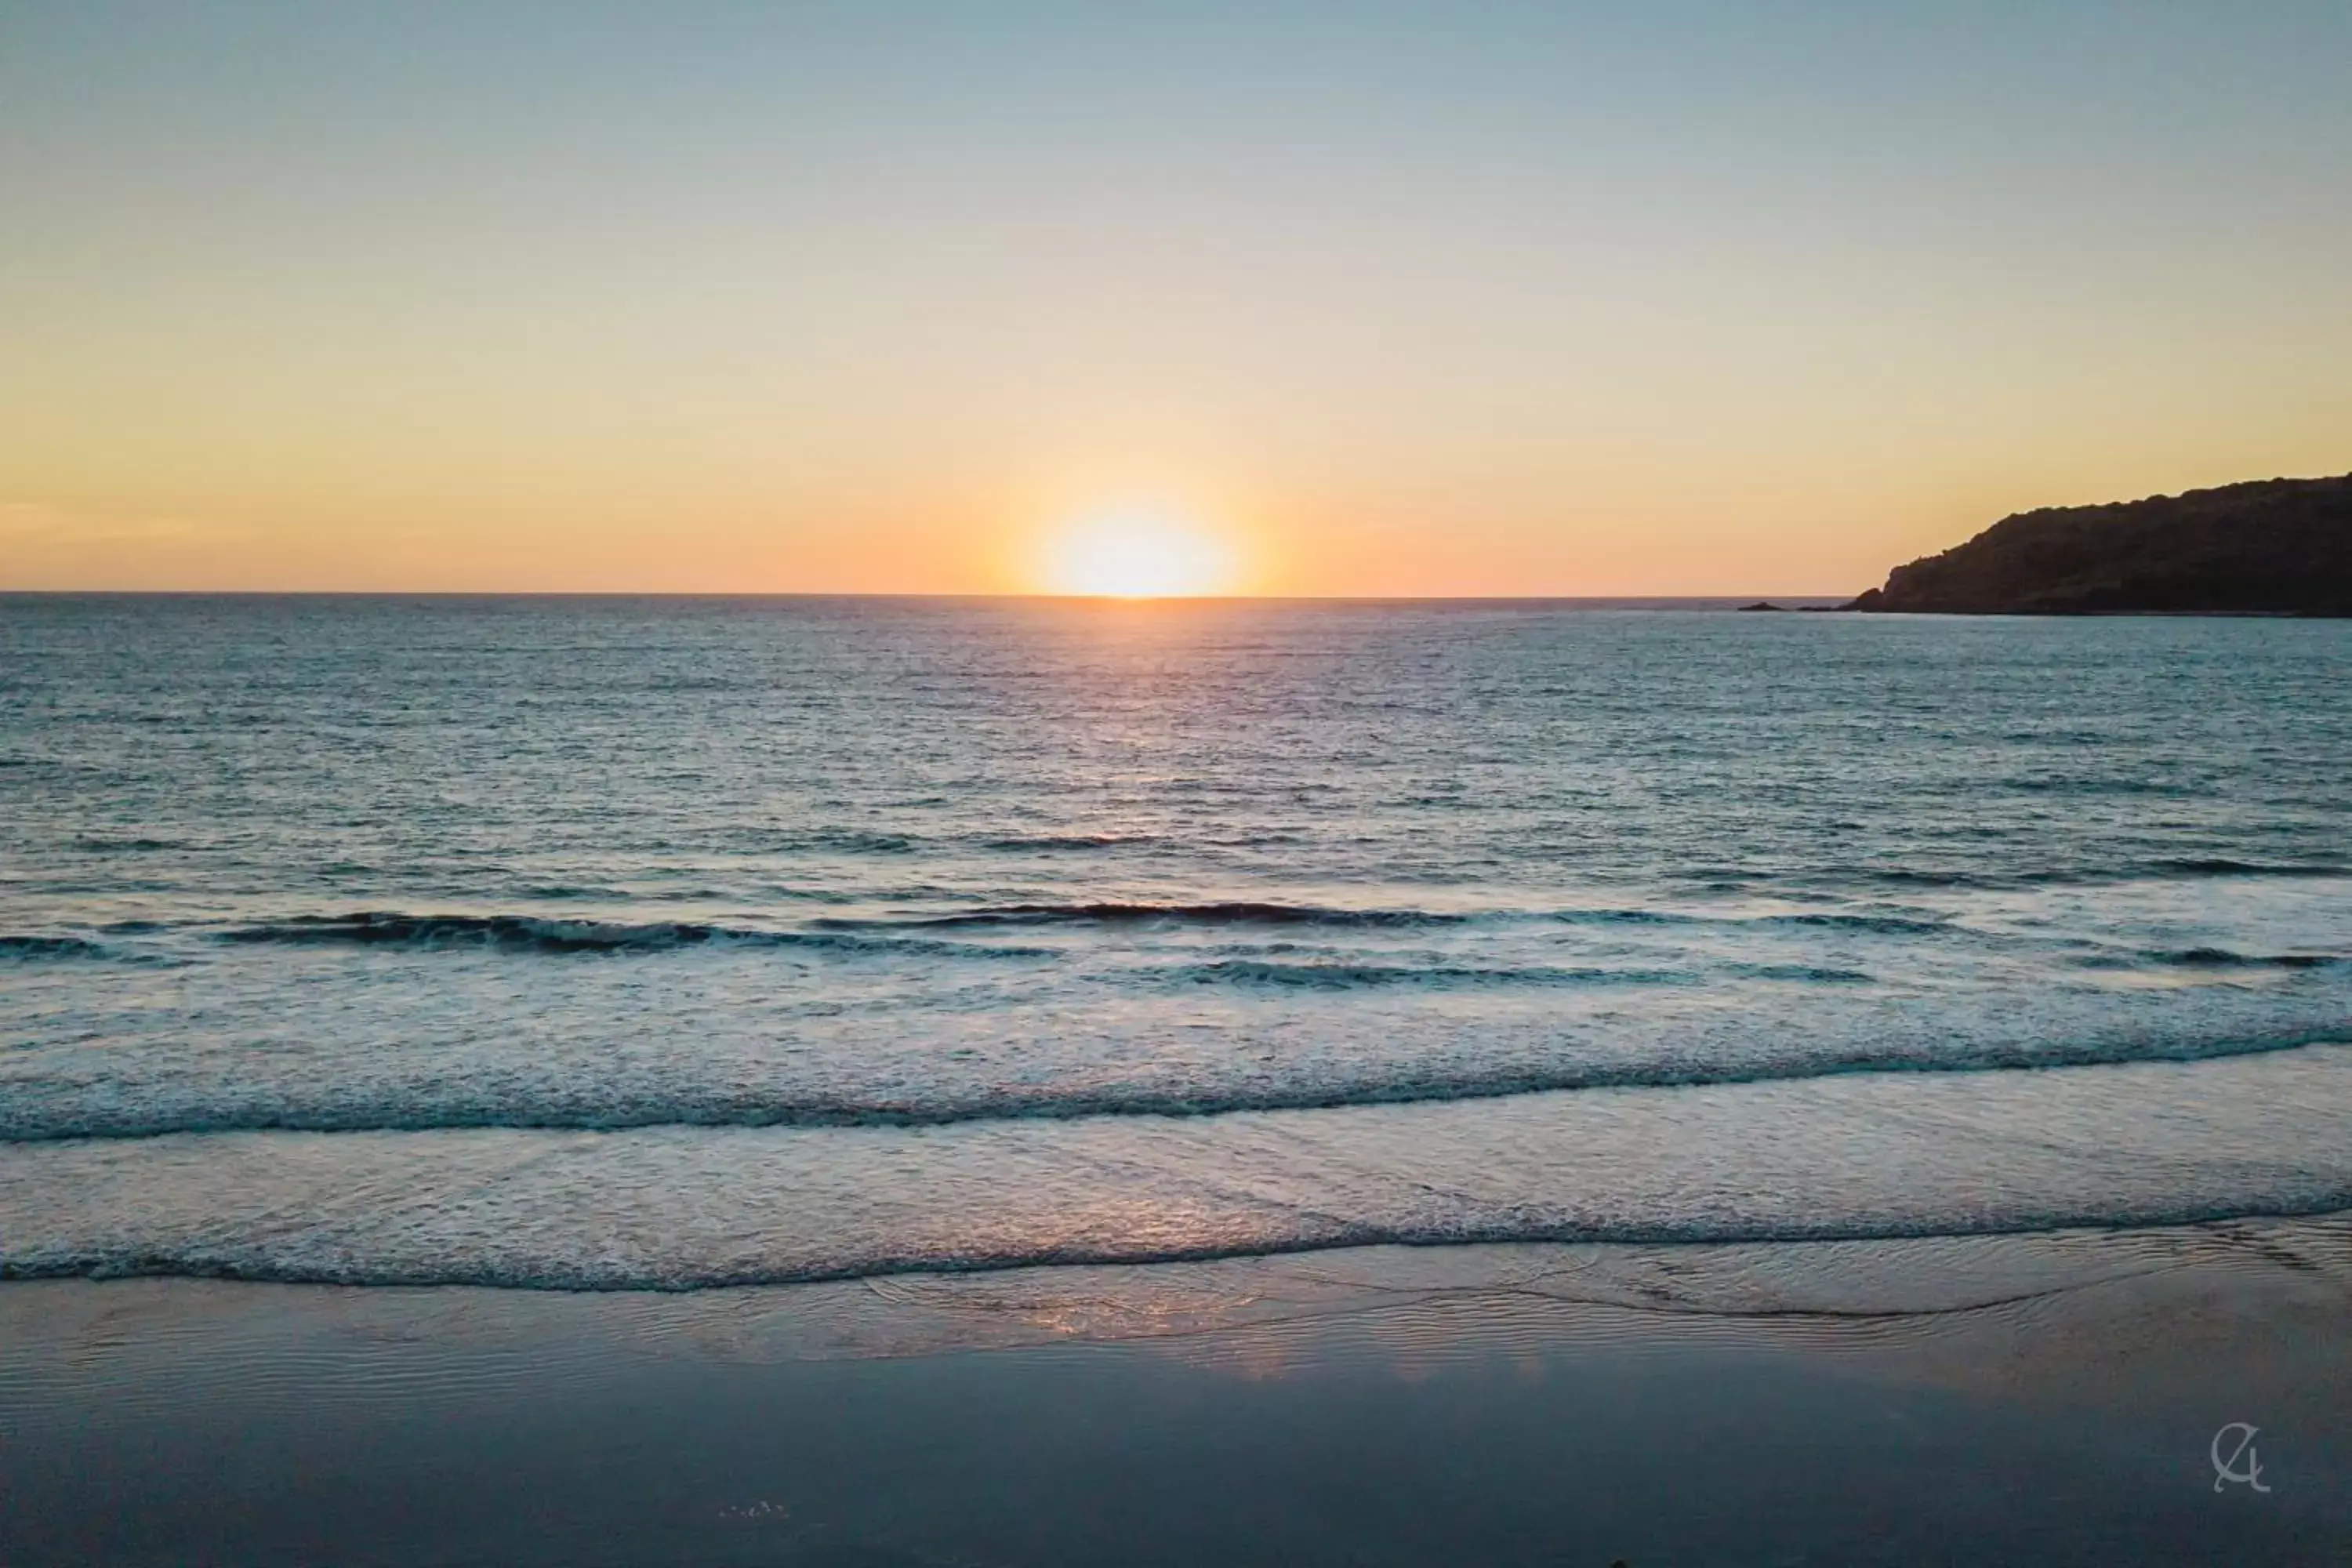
[3,1,2349,595]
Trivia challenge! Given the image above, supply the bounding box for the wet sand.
[4,1218,2347,1566]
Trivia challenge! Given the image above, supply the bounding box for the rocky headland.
[1848,474,2352,615]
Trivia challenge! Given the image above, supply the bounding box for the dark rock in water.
[1735,601,1785,612]
[1846,474,2352,615]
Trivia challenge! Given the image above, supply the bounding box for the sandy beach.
[5,1217,2346,1566]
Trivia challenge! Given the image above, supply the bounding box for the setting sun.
[1039,510,1241,597]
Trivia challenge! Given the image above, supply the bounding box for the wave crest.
[1171,959,1689,990]
[817,901,1467,931]
[0,934,111,960]
[8,1034,2343,1145]
[215,913,1049,960]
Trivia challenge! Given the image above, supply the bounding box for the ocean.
[4,595,2350,1290]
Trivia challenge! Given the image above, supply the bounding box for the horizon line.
[0,589,1863,604]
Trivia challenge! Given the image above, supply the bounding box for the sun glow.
[1039,510,1240,597]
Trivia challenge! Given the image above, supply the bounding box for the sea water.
[3,596,2348,1288]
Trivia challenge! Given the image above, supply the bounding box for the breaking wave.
[1167,959,1690,989]
[815,901,1469,930]
[215,913,1051,960]
[2151,948,2340,970]
[0,934,112,960]
[8,1034,2343,1144]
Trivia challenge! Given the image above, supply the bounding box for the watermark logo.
[2211,1423,2270,1493]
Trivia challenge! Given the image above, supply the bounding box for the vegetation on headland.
[1846,474,2352,615]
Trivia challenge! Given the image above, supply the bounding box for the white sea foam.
[7,1045,2351,1290]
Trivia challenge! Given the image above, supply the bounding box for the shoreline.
[6,1218,2347,1566]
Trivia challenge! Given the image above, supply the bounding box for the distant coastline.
[1846,474,2352,616]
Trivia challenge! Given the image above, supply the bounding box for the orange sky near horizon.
[5,5,2348,597]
